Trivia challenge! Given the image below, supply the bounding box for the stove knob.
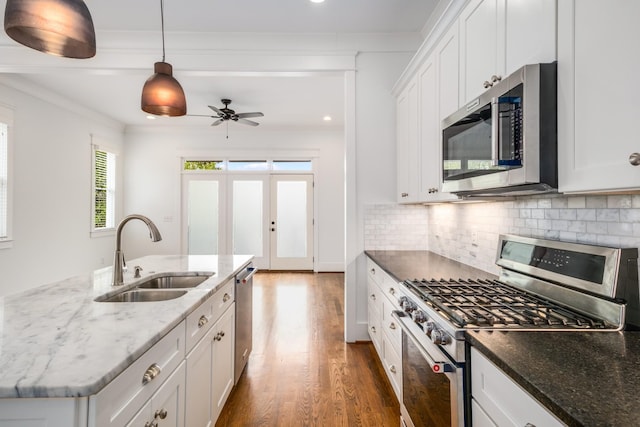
[431,329,451,346]
[397,296,409,306]
[412,310,427,323]
[425,321,436,336]
[402,299,417,313]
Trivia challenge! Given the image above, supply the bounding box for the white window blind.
[93,146,116,230]
[0,122,8,239]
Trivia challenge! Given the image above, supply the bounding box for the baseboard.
[316,261,345,272]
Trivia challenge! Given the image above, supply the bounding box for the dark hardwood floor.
[215,272,400,426]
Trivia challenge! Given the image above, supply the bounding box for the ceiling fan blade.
[188,114,221,118]
[208,105,223,115]
[236,118,259,126]
[235,112,264,119]
[211,119,224,126]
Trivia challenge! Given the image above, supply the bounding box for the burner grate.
[405,278,607,329]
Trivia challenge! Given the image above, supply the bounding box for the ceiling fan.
[189,99,264,126]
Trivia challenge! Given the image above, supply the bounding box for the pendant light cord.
[160,0,166,62]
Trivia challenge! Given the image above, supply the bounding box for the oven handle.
[392,310,454,374]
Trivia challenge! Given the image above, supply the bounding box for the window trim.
[0,104,14,250]
[90,138,119,238]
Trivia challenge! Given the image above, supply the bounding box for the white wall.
[345,51,414,341]
[121,126,345,272]
[0,79,124,296]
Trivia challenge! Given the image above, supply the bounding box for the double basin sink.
[96,273,214,303]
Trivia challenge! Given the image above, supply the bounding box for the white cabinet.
[397,77,420,203]
[185,301,235,426]
[558,0,640,193]
[419,23,460,203]
[366,257,405,400]
[90,322,186,427]
[471,347,565,427]
[127,362,186,427]
[459,0,556,105]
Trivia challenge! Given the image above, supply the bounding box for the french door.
[182,173,313,270]
[269,175,314,270]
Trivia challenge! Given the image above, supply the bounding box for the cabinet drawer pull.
[142,363,161,385]
[198,315,208,328]
[389,322,396,330]
[370,268,376,275]
[370,293,376,300]
[483,80,492,88]
[491,74,502,83]
[155,409,168,420]
[401,192,409,197]
[524,424,536,427]
[389,287,395,295]
[215,332,224,341]
[223,293,231,302]
[370,326,376,333]
[390,364,397,374]
[629,152,640,166]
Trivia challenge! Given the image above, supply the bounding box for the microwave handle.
[491,97,499,166]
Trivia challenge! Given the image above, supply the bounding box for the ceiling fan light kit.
[4,0,96,58]
[141,0,187,117]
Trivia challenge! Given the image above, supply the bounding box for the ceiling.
[0,0,439,130]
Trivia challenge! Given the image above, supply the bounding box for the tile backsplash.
[365,194,640,276]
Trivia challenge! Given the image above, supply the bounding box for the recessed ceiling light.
[146,115,157,120]
[323,116,332,121]
[310,0,325,3]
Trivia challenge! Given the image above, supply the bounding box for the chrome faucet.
[112,214,162,286]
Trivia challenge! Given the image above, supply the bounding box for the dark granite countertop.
[466,330,640,427]
[364,250,496,282]
[365,250,640,427]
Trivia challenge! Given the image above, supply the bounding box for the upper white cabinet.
[558,0,640,193]
[397,77,420,203]
[459,0,556,105]
[437,22,461,122]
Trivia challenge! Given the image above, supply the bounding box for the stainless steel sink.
[99,289,188,303]
[135,274,212,289]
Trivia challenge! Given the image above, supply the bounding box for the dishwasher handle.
[237,266,257,284]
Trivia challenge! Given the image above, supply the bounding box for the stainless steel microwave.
[441,63,557,197]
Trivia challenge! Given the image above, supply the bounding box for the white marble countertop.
[0,254,253,398]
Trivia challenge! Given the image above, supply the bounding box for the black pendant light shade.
[141,61,187,117]
[4,0,96,59]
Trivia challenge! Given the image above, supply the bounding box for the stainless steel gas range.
[394,234,639,427]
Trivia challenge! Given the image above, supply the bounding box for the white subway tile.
[567,196,586,209]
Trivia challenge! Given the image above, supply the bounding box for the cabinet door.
[558,0,640,193]
[419,56,440,201]
[397,78,420,203]
[185,327,215,427]
[212,304,236,421]
[459,0,503,105]
[152,362,186,427]
[437,21,460,122]
[504,0,556,76]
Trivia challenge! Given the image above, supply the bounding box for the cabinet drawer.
[381,298,402,357]
[90,321,186,427]
[185,279,233,353]
[471,348,565,427]
[367,258,403,309]
[383,335,402,400]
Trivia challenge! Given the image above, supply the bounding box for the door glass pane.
[188,180,219,254]
[276,181,307,258]
[233,180,263,256]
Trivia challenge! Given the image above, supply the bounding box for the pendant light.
[4,0,96,58]
[141,0,186,117]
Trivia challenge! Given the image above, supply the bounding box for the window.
[92,145,116,232]
[0,104,13,248]
[184,160,224,171]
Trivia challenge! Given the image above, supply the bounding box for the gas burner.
[405,277,611,330]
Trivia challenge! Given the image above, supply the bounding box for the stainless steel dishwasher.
[234,264,256,384]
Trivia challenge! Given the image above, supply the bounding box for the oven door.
[393,311,465,427]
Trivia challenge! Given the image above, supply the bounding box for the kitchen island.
[366,249,640,427]
[0,254,252,426]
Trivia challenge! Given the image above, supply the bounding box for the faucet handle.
[134,265,143,278]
